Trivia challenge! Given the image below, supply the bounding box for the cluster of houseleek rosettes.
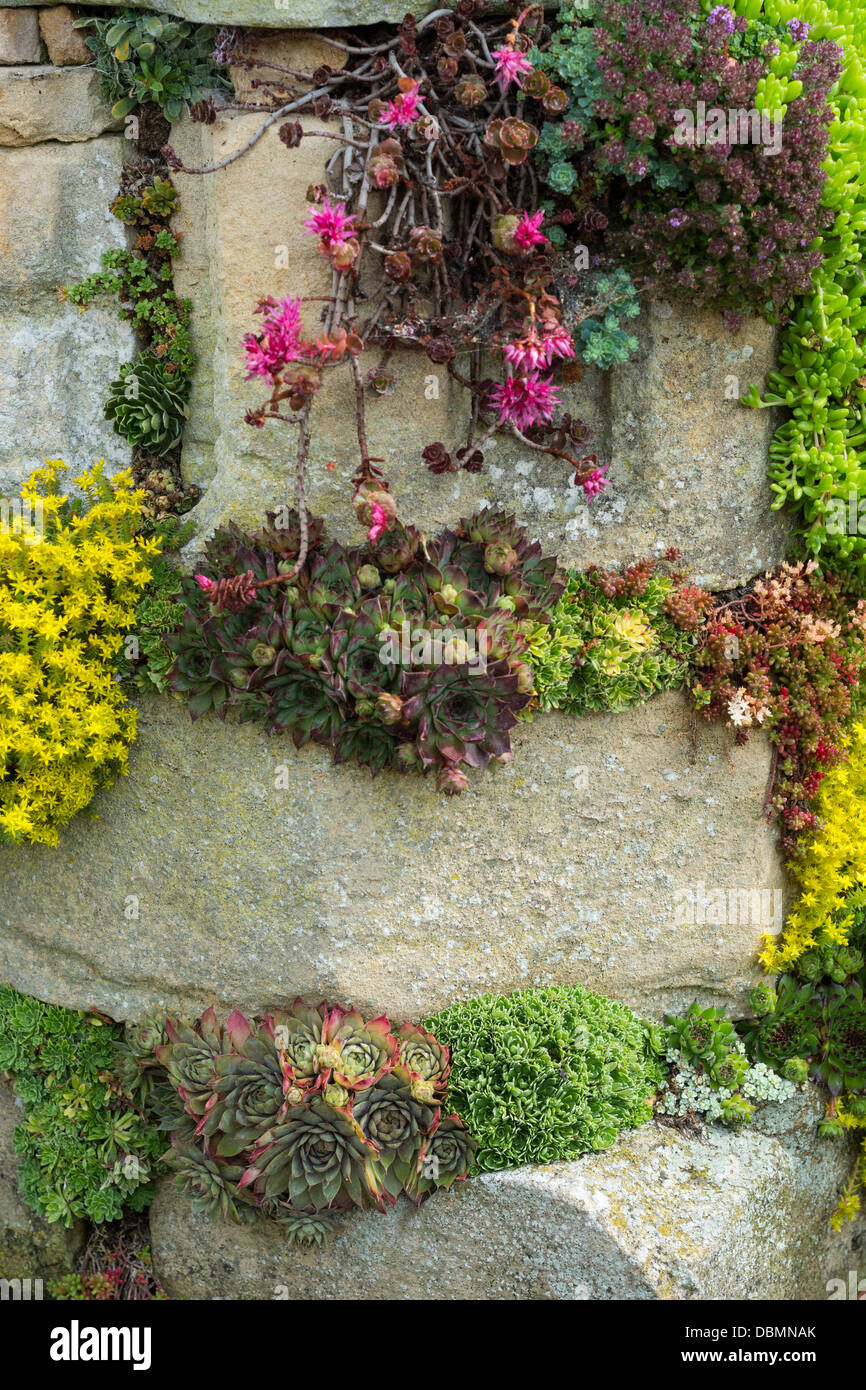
[119,1003,474,1245]
[690,561,866,858]
[166,495,564,794]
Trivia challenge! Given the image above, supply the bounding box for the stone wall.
[0,11,133,497]
[0,8,856,1303]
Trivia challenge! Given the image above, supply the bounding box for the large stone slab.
[149,1091,863,1300]
[0,1080,86,1283]
[0,691,783,1025]
[0,65,120,145]
[0,134,133,493]
[170,105,787,588]
[0,8,39,64]
[7,2,494,30]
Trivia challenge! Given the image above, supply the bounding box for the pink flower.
[194,574,217,595]
[380,82,422,130]
[582,466,611,499]
[541,323,576,362]
[502,323,575,371]
[303,195,356,250]
[512,210,548,252]
[243,296,305,380]
[368,502,390,543]
[491,46,534,92]
[488,372,561,432]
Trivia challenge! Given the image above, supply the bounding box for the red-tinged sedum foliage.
[690,561,866,858]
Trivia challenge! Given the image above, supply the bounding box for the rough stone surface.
[0,64,120,145]
[170,108,788,587]
[10,1,502,29]
[0,135,134,494]
[0,1079,86,1282]
[0,8,39,64]
[149,1091,862,1300]
[229,29,347,103]
[38,5,91,65]
[0,690,783,1026]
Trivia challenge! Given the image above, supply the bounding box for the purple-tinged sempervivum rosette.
[405,1114,477,1202]
[319,1005,398,1091]
[197,1010,293,1157]
[240,1097,385,1211]
[400,658,529,773]
[352,1066,439,1201]
[154,1007,225,1118]
[394,1022,451,1100]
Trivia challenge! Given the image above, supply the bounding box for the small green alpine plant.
[0,987,160,1227]
[424,984,666,1171]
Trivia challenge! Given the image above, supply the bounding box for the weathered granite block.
[0,65,119,145]
[10,2,487,29]
[0,134,133,492]
[148,1090,862,1300]
[0,691,783,1025]
[170,103,787,587]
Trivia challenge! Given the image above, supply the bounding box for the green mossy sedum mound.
[426,984,666,1171]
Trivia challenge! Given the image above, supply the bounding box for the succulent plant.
[352,1068,438,1200]
[395,1021,451,1094]
[243,1098,382,1210]
[166,502,561,792]
[401,658,528,772]
[268,1205,344,1246]
[198,1011,289,1157]
[320,1006,398,1090]
[407,1115,477,1199]
[154,1008,224,1117]
[105,354,190,456]
[161,1142,255,1223]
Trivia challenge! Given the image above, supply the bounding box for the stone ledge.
[0,690,782,1026]
[0,65,119,145]
[149,1090,864,1300]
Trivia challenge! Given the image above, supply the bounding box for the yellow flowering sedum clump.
[761,721,866,975]
[0,461,158,846]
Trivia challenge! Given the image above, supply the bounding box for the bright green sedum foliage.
[0,987,161,1227]
[527,563,701,713]
[424,985,665,1171]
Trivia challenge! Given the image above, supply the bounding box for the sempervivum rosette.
[352,1066,438,1201]
[320,1006,398,1090]
[242,1097,383,1211]
[161,1141,256,1223]
[406,1115,477,1200]
[400,657,530,777]
[198,1011,291,1157]
[269,998,326,1091]
[155,1007,225,1117]
[395,1021,451,1098]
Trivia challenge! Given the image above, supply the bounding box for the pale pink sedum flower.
[489,372,561,431]
[491,46,534,92]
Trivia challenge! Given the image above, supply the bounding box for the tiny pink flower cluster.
[380,81,422,130]
[243,296,308,380]
[491,46,534,93]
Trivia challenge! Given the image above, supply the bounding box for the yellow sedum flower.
[1,460,156,847]
[761,721,866,973]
